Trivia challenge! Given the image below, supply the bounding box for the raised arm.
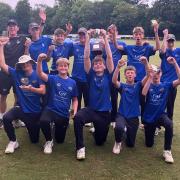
[142,69,153,96]
[111,25,124,51]
[112,59,126,88]
[46,45,55,61]
[160,29,168,54]
[152,21,160,51]
[39,8,46,36]
[65,22,73,38]
[140,56,151,86]
[36,53,48,82]
[100,29,114,73]
[0,37,9,74]
[167,57,180,87]
[84,30,92,73]
[24,37,31,55]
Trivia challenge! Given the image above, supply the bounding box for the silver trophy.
[21,77,29,86]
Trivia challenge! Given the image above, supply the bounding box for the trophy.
[21,77,29,86]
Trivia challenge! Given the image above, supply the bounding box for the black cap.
[7,19,18,26]
[29,22,39,29]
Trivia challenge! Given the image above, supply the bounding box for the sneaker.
[89,127,95,133]
[44,140,53,154]
[5,141,19,154]
[139,123,144,130]
[111,122,116,128]
[77,147,85,160]
[155,127,161,136]
[163,150,174,163]
[85,123,92,127]
[112,142,122,154]
[13,120,26,128]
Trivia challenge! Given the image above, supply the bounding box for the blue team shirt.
[109,40,126,68]
[29,35,52,72]
[118,82,141,119]
[87,69,112,111]
[160,48,180,82]
[46,75,78,118]
[8,67,43,113]
[70,42,87,82]
[143,82,173,123]
[124,44,155,81]
[51,41,73,71]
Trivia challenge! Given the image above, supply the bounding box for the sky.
[0,0,155,9]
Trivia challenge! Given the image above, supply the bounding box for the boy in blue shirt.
[107,24,126,127]
[112,23,160,125]
[37,53,78,154]
[47,27,73,75]
[142,57,180,163]
[0,37,45,154]
[112,56,149,154]
[160,29,180,120]
[74,29,114,160]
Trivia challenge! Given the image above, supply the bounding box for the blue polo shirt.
[87,69,112,111]
[46,75,78,118]
[124,44,156,81]
[118,81,142,119]
[29,35,52,72]
[8,67,43,113]
[143,82,173,123]
[160,48,180,82]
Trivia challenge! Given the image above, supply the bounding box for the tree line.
[0,0,180,39]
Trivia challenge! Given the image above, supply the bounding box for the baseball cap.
[7,19,18,26]
[78,27,87,34]
[15,55,36,70]
[167,34,176,41]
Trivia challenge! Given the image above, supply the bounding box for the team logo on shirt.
[21,77,29,85]
[68,86,72,91]
[57,83,61,87]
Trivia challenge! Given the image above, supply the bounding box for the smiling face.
[7,24,19,37]
[92,57,106,74]
[54,33,65,44]
[133,32,144,45]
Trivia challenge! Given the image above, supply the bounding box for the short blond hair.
[56,58,70,66]
[133,27,144,34]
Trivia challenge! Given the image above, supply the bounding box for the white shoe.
[89,127,95,133]
[77,147,85,160]
[111,122,116,128]
[5,141,19,154]
[139,123,144,130]
[13,120,25,128]
[112,142,121,154]
[44,140,53,154]
[85,123,92,127]
[155,128,161,136]
[163,150,174,163]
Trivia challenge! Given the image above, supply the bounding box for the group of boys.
[0,11,180,164]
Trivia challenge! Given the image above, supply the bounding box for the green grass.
[1,40,180,180]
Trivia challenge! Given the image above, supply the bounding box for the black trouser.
[74,79,89,110]
[40,109,69,143]
[167,87,177,121]
[74,107,111,150]
[110,84,119,122]
[114,114,139,147]
[144,114,173,150]
[3,106,40,143]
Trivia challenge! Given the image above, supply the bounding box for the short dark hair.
[124,66,136,73]
[54,28,65,36]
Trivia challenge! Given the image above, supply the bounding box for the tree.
[15,0,31,34]
[0,3,14,33]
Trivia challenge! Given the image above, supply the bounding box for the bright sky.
[0,0,155,9]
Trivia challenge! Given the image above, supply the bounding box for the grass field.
[0,40,180,180]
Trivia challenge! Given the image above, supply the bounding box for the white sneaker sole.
[5,143,19,154]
